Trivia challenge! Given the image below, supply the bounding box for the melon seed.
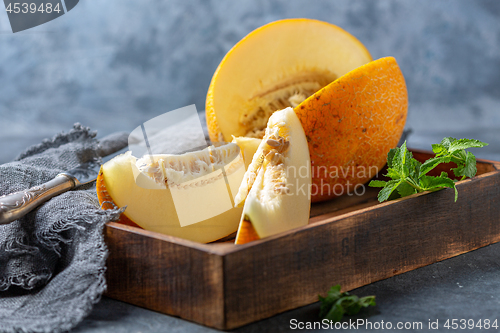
[280,140,290,153]
[266,138,281,147]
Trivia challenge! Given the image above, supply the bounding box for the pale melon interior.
[102,144,244,243]
[235,107,312,239]
[231,136,262,170]
[209,19,372,141]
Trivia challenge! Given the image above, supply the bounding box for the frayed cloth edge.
[15,123,98,161]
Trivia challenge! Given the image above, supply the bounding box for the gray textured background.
[2,0,500,332]
[1,0,500,162]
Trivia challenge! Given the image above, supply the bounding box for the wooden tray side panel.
[104,225,225,329]
[223,172,500,329]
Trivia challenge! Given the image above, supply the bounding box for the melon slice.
[97,143,244,243]
[231,136,261,170]
[234,107,311,244]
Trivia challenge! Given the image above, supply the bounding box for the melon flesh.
[101,143,244,243]
[207,18,372,142]
[231,136,261,170]
[235,107,311,239]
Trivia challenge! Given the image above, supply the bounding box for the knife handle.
[0,174,76,225]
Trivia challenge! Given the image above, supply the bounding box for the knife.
[0,132,129,225]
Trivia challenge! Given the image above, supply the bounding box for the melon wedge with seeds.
[97,143,244,243]
[235,107,311,244]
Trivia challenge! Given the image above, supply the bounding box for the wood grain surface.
[104,225,225,328]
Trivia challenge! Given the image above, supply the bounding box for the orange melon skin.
[295,57,408,202]
[234,219,260,245]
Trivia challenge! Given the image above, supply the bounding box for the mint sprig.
[369,137,488,203]
[318,285,376,322]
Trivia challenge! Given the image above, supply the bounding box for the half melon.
[206,18,372,143]
[206,19,407,203]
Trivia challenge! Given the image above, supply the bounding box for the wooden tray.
[103,149,500,330]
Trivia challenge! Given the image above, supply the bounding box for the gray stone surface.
[1,0,500,332]
[73,242,500,333]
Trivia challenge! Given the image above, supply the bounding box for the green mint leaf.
[450,158,465,170]
[409,158,422,179]
[318,285,344,318]
[464,151,477,178]
[432,143,447,156]
[359,295,376,307]
[324,302,345,322]
[452,151,477,178]
[319,285,376,322]
[369,180,388,188]
[385,167,401,180]
[453,149,467,160]
[318,295,335,319]
[450,149,467,168]
[391,141,412,178]
[318,295,329,318]
[387,148,398,169]
[377,179,402,202]
[419,173,452,189]
[372,136,486,203]
[452,165,465,178]
[387,141,412,180]
[420,173,458,201]
[419,156,451,177]
[340,295,361,316]
[396,181,417,197]
[387,190,402,201]
[391,143,404,173]
[319,285,343,320]
[439,137,457,150]
[448,138,488,153]
[326,284,342,299]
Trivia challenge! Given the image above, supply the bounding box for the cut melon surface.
[231,136,261,170]
[206,18,372,143]
[97,143,244,243]
[235,107,311,243]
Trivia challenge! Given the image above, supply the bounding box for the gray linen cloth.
[0,124,125,333]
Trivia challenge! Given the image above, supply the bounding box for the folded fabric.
[0,124,124,333]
